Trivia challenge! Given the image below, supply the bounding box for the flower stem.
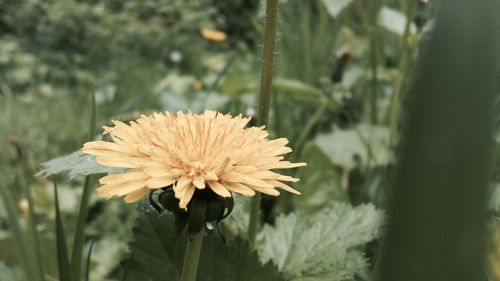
[249,0,279,246]
[180,232,204,281]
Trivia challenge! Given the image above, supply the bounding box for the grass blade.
[23,173,46,280]
[377,0,497,281]
[84,240,96,281]
[71,91,97,280]
[53,178,73,281]
[0,178,40,281]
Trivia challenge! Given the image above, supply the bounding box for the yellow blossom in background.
[200,28,227,42]
[82,111,305,209]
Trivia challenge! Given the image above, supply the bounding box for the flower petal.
[208,181,231,197]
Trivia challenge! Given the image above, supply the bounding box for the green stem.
[249,0,279,246]
[386,1,416,141]
[23,173,45,280]
[368,0,381,124]
[180,232,204,281]
[71,92,96,280]
[293,100,327,159]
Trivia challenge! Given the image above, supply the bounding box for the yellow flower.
[200,28,227,42]
[82,111,305,209]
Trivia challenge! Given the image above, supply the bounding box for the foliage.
[5,0,492,281]
[37,151,121,180]
[121,208,284,281]
[258,203,385,281]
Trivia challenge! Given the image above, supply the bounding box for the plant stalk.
[248,0,278,245]
[248,0,279,246]
[180,232,204,281]
[368,0,381,124]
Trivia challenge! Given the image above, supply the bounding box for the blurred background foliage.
[0,0,498,280]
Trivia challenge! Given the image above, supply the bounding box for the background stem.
[180,232,204,281]
[248,0,279,246]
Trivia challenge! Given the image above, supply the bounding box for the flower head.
[82,110,305,209]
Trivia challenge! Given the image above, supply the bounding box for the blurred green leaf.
[315,125,392,171]
[122,209,283,281]
[295,142,347,213]
[321,0,353,18]
[0,262,17,281]
[274,78,338,109]
[54,180,73,281]
[258,202,385,281]
[490,184,500,217]
[378,7,417,36]
[0,234,59,280]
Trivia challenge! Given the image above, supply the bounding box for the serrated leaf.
[122,209,284,281]
[315,125,392,171]
[258,202,385,281]
[37,151,122,180]
[321,0,353,18]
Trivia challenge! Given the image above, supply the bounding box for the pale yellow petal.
[174,176,193,198]
[99,171,148,185]
[251,187,280,196]
[146,176,176,189]
[208,181,232,197]
[224,182,255,196]
[193,176,205,189]
[144,167,173,177]
[267,180,301,195]
[124,187,148,203]
[179,184,196,209]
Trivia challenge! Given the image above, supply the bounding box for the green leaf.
[37,151,122,180]
[0,262,17,281]
[378,7,417,36]
[0,233,59,280]
[122,209,284,281]
[0,179,41,281]
[258,202,385,281]
[321,0,353,18]
[489,184,500,217]
[274,78,338,109]
[294,142,347,213]
[53,180,73,281]
[314,124,392,171]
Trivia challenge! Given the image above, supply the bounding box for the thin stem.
[180,232,204,281]
[23,172,45,280]
[71,92,96,281]
[368,0,381,124]
[256,0,279,127]
[248,0,279,246]
[386,1,416,142]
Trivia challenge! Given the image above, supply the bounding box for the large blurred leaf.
[295,142,347,213]
[274,78,338,109]
[0,234,59,280]
[378,7,417,36]
[37,151,122,180]
[122,209,284,281]
[321,0,353,18]
[258,202,385,281]
[490,184,500,217]
[315,125,392,171]
[0,262,16,281]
